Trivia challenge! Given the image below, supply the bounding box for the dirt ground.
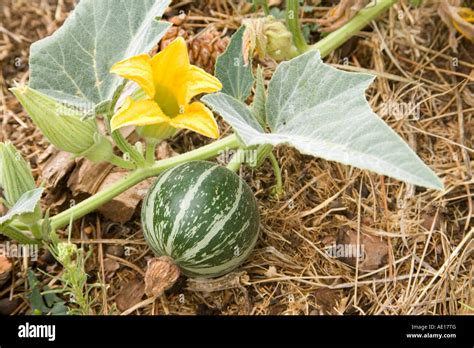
[0,0,473,315]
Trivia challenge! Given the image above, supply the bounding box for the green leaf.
[204,51,443,190]
[251,66,267,128]
[0,188,44,226]
[27,270,68,315]
[29,0,171,111]
[215,26,254,101]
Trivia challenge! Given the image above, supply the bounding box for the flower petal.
[110,54,155,98]
[169,102,220,139]
[111,97,170,131]
[185,65,223,103]
[151,37,190,109]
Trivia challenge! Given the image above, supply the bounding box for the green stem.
[309,0,398,58]
[29,222,42,239]
[253,0,270,16]
[286,0,308,53]
[145,139,158,164]
[269,153,283,195]
[108,155,136,170]
[49,134,241,230]
[106,82,146,168]
[0,225,39,244]
[111,131,146,167]
[226,149,246,172]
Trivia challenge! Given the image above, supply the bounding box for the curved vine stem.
[48,134,241,230]
[308,0,399,57]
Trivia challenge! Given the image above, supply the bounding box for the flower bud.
[10,86,113,163]
[264,17,299,61]
[0,142,36,207]
[243,16,298,62]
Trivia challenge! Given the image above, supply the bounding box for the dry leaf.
[67,159,114,196]
[438,0,474,51]
[145,256,180,297]
[336,228,389,271]
[317,0,370,33]
[313,288,342,315]
[103,257,120,280]
[116,279,145,312]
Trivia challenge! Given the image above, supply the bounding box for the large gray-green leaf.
[215,26,254,101]
[29,0,171,111]
[203,51,443,190]
[0,188,44,226]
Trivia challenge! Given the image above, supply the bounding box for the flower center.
[154,84,180,117]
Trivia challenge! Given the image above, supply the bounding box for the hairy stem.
[269,153,283,196]
[49,134,241,230]
[286,0,308,53]
[111,131,146,167]
[226,149,246,172]
[109,154,136,170]
[145,139,158,164]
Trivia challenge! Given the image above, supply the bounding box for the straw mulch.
[0,0,472,315]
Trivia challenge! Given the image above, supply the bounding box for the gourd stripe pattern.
[141,161,260,277]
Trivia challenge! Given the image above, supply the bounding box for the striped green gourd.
[141,161,260,278]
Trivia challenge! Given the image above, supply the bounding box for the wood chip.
[67,159,114,195]
[96,173,154,223]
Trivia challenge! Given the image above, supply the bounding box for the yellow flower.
[110,37,222,139]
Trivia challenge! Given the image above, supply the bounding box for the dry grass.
[0,0,472,315]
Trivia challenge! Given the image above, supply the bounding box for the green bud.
[264,17,298,61]
[243,16,298,62]
[0,142,36,207]
[10,86,113,162]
